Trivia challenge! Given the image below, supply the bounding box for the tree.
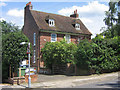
[92,35,119,73]
[2,32,32,79]
[75,36,120,74]
[103,2,117,38]
[1,20,32,80]
[0,20,20,34]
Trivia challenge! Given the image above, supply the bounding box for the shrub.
[41,39,77,70]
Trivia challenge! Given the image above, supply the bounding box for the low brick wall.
[8,77,25,85]
[25,74,38,82]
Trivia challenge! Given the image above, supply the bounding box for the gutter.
[39,29,92,37]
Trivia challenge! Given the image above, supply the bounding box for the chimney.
[25,2,33,10]
[24,2,33,26]
[70,9,79,18]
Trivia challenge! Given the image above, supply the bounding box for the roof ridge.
[30,9,77,19]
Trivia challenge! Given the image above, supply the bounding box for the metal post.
[28,42,31,88]
[20,42,31,88]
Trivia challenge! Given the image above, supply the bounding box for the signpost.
[20,42,31,88]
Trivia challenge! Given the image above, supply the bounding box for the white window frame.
[51,33,57,42]
[75,23,80,30]
[49,19,55,27]
[65,34,71,43]
[33,33,36,46]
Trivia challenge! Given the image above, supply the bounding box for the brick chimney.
[24,2,33,10]
[70,9,79,18]
[24,2,33,27]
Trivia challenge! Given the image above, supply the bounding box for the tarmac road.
[0,72,119,88]
[71,77,120,88]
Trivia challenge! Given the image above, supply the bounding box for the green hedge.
[41,39,77,70]
[42,36,120,74]
[75,36,120,74]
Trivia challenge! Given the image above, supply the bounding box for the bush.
[41,39,77,70]
[42,35,120,74]
[75,36,120,74]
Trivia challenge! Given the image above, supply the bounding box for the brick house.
[22,2,92,73]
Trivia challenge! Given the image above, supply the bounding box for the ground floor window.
[51,33,57,42]
[65,34,71,43]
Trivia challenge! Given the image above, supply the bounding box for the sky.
[0,0,111,38]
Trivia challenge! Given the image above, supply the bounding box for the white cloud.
[0,2,6,7]
[7,8,24,17]
[0,17,6,21]
[80,18,93,23]
[58,1,109,38]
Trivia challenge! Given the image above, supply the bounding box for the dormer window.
[75,23,80,30]
[49,19,55,27]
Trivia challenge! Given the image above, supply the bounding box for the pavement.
[0,71,119,88]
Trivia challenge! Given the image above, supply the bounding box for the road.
[0,72,119,88]
[72,77,120,88]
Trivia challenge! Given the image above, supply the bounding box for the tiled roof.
[30,10,92,35]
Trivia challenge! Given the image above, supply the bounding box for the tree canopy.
[1,20,32,80]
[101,2,120,38]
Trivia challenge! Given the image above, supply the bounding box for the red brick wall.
[57,34,65,42]
[25,74,38,82]
[40,32,51,49]
[71,35,78,44]
[39,32,82,50]
[39,32,90,50]
[23,6,40,68]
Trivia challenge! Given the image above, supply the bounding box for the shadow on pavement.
[18,84,27,88]
[96,81,120,88]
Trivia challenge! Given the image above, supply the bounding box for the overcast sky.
[0,0,110,38]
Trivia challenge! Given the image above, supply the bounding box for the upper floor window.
[51,33,57,42]
[65,35,71,43]
[75,23,80,30]
[49,19,55,27]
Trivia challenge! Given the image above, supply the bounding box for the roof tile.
[30,10,92,35]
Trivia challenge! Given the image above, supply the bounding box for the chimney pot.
[70,9,79,18]
[76,9,77,13]
[25,2,33,10]
[26,2,31,6]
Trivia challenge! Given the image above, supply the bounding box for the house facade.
[22,2,92,73]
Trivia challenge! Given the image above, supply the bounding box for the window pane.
[49,19,55,27]
[75,24,80,30]
[51,34,57,42]
[65,35,70,43]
